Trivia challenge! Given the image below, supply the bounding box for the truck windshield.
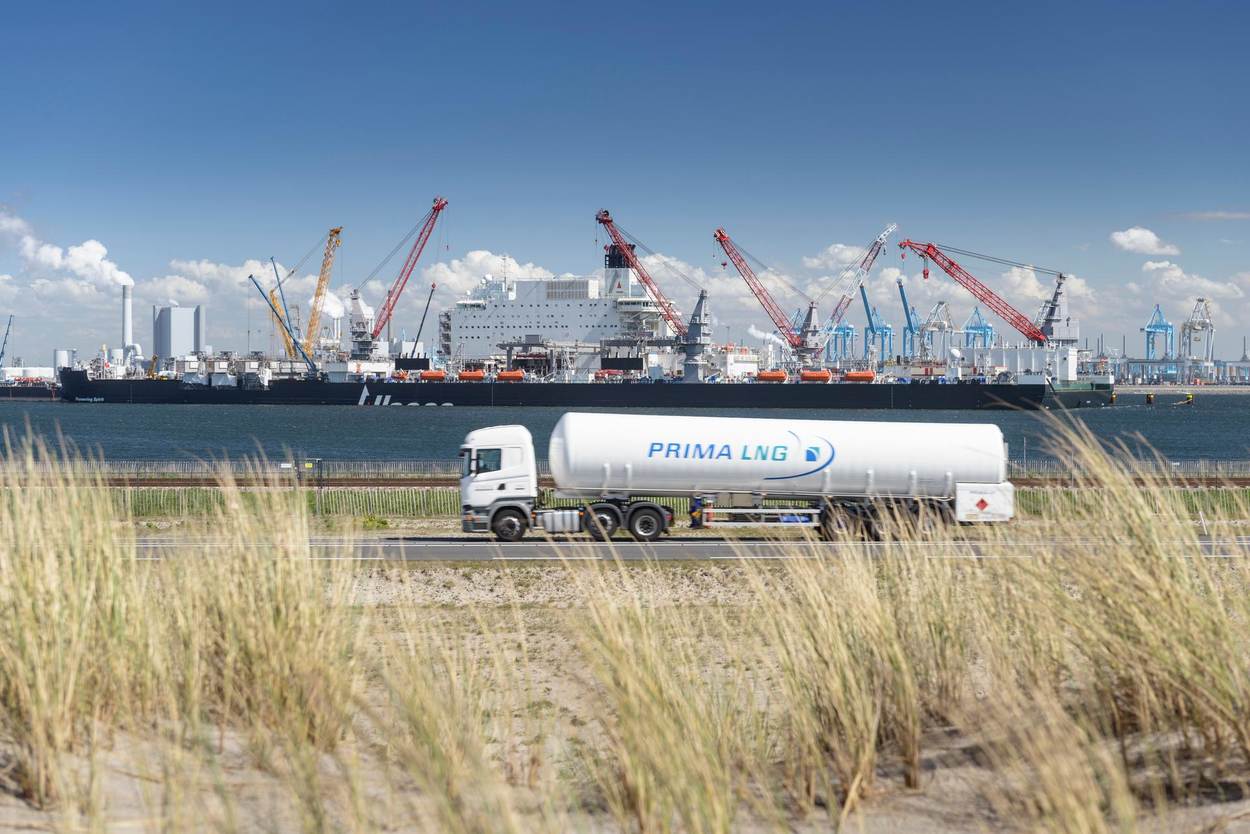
[476,448,502,474]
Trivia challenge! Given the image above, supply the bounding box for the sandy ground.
[4,564,1248,833]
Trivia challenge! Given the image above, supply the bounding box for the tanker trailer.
[459,412,1014,542]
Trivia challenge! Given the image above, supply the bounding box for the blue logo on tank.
[765,432,835,481]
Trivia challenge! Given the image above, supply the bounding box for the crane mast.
[372,197,447,341]
[713,227,822,366]
[713,228,802,348]
[269,288,297,359]
[595,210,687,338]
[897,240,1047,344]
[303,227,343,355]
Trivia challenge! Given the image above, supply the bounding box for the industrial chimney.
[122,285,133,350]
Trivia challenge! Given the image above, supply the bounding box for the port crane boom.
[0,315,11,367]
[714,228,803,348]
[897,240,1047,344]
[372,197,447,341]
[595,210,687,337]
[250,274,317,374]
[815,223,898,324]
[303,227,343,355]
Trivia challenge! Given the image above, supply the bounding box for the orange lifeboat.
[418,370,447,381]
[799,369,832,383]
[458,369,485,381]
[843,370,876,383]
[496,370,525,382]
[756,370,788,383]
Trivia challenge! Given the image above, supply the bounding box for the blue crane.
[250,274,318,376]
[1142,304,1175,360]
[897,279,920,358]
[963,306,994,349]
[860,283,894,360]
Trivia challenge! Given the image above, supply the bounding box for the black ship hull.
[59,370,1111,410]
[0,384,59,400]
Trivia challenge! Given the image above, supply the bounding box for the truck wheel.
[491,509,527,543]
[627,507,664,542]
[586,504,619,541]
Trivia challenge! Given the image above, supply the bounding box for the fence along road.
[14,457,1250,487]
[132,535,1250,562]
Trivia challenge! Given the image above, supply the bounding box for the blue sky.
[2,0,1248,361]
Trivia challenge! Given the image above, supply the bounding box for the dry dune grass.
[1,423,1250,832]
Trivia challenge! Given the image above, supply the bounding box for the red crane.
[713,227,806,350]
[372,196,448,340]
[595,209,687,337]
[897,240,1046,344]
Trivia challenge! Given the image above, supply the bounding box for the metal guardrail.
[5,457,1250,480]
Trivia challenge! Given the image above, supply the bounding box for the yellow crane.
[269,287,297,358]
[302,227,343,356]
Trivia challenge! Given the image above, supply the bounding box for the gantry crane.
[897,240,1047,344]
[596,210,688,337]
[714,227,822,366]
[860,283,893,359]
[896,278,920,358]
[1142,304,1175,360]
[372,197,447,341]
[302,227,343,355]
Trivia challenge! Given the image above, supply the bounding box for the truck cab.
[459,425,539,538]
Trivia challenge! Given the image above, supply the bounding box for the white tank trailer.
[460,412,1014,542]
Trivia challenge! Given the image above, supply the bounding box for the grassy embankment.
[2,424,1250,831]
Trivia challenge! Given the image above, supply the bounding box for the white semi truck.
[459,412,1014,542]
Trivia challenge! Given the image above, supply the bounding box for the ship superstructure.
[439,244,670,362]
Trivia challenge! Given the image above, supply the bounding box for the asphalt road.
[134,535,1250,561]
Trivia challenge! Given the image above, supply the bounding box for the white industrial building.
[153,304,207,360]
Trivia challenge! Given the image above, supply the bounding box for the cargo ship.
[58,368,1111,409]
[57,239,1114,410]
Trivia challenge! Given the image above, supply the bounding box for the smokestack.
[122,285,133,348]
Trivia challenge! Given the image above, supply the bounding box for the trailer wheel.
[627,507,664,542]
[586,504,620,541]
[491,509,527,543]
[820,507,876,542]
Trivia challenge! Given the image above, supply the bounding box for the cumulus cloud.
[423,250,557,297]
[0,209,133,288]
[1110,226,1180,256]
[801,242,865,271]
[1140,260,1245,301]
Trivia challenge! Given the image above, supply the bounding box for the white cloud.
[801,242,865,271]
[1110,226,1180,256]
[423,250,556,297]
[0,211,33,237]
[1140,260,1244,301]
[0,209,133,288]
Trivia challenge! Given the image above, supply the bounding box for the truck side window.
[476,448,502,473]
